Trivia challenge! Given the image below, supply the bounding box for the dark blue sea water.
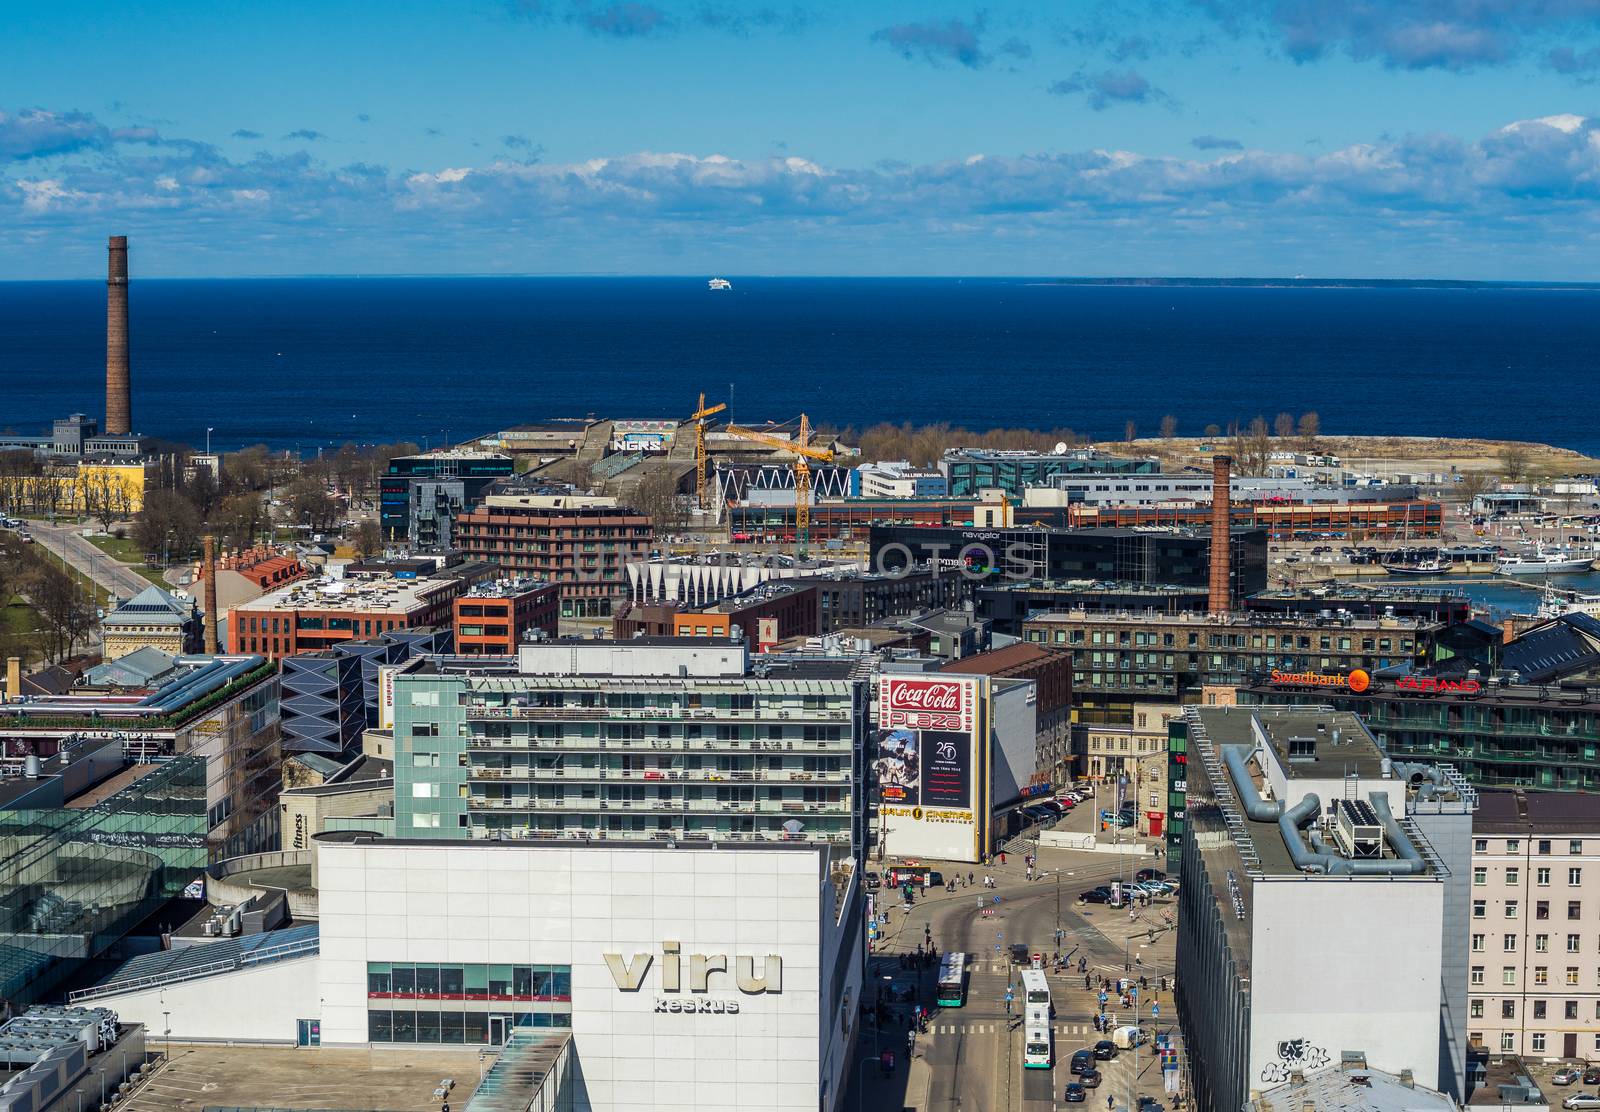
[3,278,1599,455]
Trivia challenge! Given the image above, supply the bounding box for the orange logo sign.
[1348,669,1371,693]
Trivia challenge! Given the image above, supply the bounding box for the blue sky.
[4,0,1600,278]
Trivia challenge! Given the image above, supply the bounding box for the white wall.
[1249,879,1443,1087]
[988,680,1038,806]
[95,957,319,1043]
[317,841,843,1112]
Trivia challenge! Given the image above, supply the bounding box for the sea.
[4,277,1600,457]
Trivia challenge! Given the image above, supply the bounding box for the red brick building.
[453,495,653,618]
[453,580,560,655]
[671,582,820,647]
[229,575,465,658]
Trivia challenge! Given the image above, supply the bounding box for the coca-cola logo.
[887,680,964,712]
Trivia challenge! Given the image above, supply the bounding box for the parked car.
[1562,1095,1600,1110]
[1093,1039,1118,1060]
[1586,1068,1600,1085]
[1064,1081,1086,1102]
[1136,868,1167,883]
[1554,1069,1581,1086]
[1069,1049,1093,1075]
[1079,1067,1101,1088]
[1080,887,1115,904]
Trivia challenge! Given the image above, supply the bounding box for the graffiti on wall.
[1260,1038,1329,1083]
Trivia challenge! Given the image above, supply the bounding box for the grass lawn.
[85,534,147,562]
[0,600,46,666]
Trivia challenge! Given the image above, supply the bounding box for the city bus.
[935,952,967,1008]
[1023,1019,1053,1069]
[1021,968,1052,1017]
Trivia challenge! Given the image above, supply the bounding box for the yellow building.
[63,459,153,515]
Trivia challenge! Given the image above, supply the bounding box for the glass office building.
[0,756,207,1005]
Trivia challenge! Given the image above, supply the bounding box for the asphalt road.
[847,804,1182,1112]
[27,521,156,604]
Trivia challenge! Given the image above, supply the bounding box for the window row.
[367,1009,571,1044]
[1473,866,1585,886]
[367,962,572,1001]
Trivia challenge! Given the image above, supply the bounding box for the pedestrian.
[999,851,1006,865]
[968,871,974,886]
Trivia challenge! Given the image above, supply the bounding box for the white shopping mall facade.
[315,838,864,1107]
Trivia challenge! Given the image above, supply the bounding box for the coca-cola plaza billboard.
[875,676,985,862]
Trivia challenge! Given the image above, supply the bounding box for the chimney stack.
[105,235,132,435]
[203,534,220,654]
[1209,454,1233,614]
[5,657,20,703]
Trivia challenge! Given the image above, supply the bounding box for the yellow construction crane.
[722,414,834,556]
[688,392,727,510]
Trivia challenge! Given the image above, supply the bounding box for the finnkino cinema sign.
[604,941,783,1014]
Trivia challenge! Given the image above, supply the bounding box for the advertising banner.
[875,676,984,863]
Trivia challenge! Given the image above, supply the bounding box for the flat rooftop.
[1025,608,1438,630]
[236,576,454,614]
[1475,787,1600,835]
[1187,705,1439,881]
[119,1045,485,1112]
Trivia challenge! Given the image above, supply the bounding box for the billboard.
[875,675,985,863]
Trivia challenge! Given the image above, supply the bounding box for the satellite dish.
[1053,442,1068,455]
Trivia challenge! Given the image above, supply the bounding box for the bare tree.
[1499,443,1532,484]
[1203,423,1221,439]
[28,560,95,663]
[1456,470,1494,507]
[1159,414,1178,440]
[1297,411,1320,448]
[1274,412,1294,439]
[351,519,383,557]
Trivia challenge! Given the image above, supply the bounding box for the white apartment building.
[1469,788,1600,1062]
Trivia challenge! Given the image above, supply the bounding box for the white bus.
[1023,1019,1053,1069]
[1021,968,1053,1069]
[1021,969,1052,1016]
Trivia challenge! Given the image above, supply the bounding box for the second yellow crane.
[721,414,834,557]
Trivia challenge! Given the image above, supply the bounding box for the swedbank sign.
[604,941,783,1014]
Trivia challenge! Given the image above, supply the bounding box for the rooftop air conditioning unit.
[1332,798,1384,859]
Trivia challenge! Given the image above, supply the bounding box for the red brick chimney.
[1209,454,1233,614]
[105,235,132,435]
[203,534,220,653]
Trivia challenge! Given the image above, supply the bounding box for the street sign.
[1151,1004,1160,1017]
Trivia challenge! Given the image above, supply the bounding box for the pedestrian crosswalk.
[925,1022,1104,1037]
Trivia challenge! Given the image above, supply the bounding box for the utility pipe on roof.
[1390,761,1446,802]
[1221,745,1284,821]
